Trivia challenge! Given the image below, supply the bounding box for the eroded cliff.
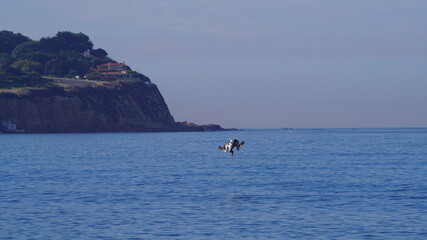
[0,80,177,133]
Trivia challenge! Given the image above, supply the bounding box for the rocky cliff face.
[0,80,177,133]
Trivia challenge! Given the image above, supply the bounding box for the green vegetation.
[0,30,148,89]
[0,73,47,89]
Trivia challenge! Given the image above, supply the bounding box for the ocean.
[1,128,427,239]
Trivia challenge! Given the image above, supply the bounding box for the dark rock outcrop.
[176,121,233,132]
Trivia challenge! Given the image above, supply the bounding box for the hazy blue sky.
[1,0,426,128]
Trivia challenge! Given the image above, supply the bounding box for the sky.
[1,0,426,128]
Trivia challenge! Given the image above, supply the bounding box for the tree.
[0,53,15,70]
[91,48,108,58]
[40,31,94,53]
[11,60,43,74]
[21,51,51,65]
[11,41,44,59]
[90,56,114,67]
[44,58,69,76]
[0,30,31,54]
[57,50,90,76]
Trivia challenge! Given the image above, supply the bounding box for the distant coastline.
[0,30,229,133]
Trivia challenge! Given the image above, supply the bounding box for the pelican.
[218,139,245,157]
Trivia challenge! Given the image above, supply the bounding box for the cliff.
[0,80,178,133]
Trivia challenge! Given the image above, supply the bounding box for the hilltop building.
[90,62,134,80]
[96,62,129,71]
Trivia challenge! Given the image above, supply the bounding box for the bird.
[218,139,245,158]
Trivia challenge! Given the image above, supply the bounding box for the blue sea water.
[1,128,427,239]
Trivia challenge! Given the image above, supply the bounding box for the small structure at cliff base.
[1,120,24,133]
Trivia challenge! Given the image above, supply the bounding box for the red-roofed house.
[90,62,134,80]
[96,62,129,71]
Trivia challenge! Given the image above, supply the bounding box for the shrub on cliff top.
[11,60,43,74]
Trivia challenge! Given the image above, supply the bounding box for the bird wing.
[218,143,229,153]
[237,141,245,150]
